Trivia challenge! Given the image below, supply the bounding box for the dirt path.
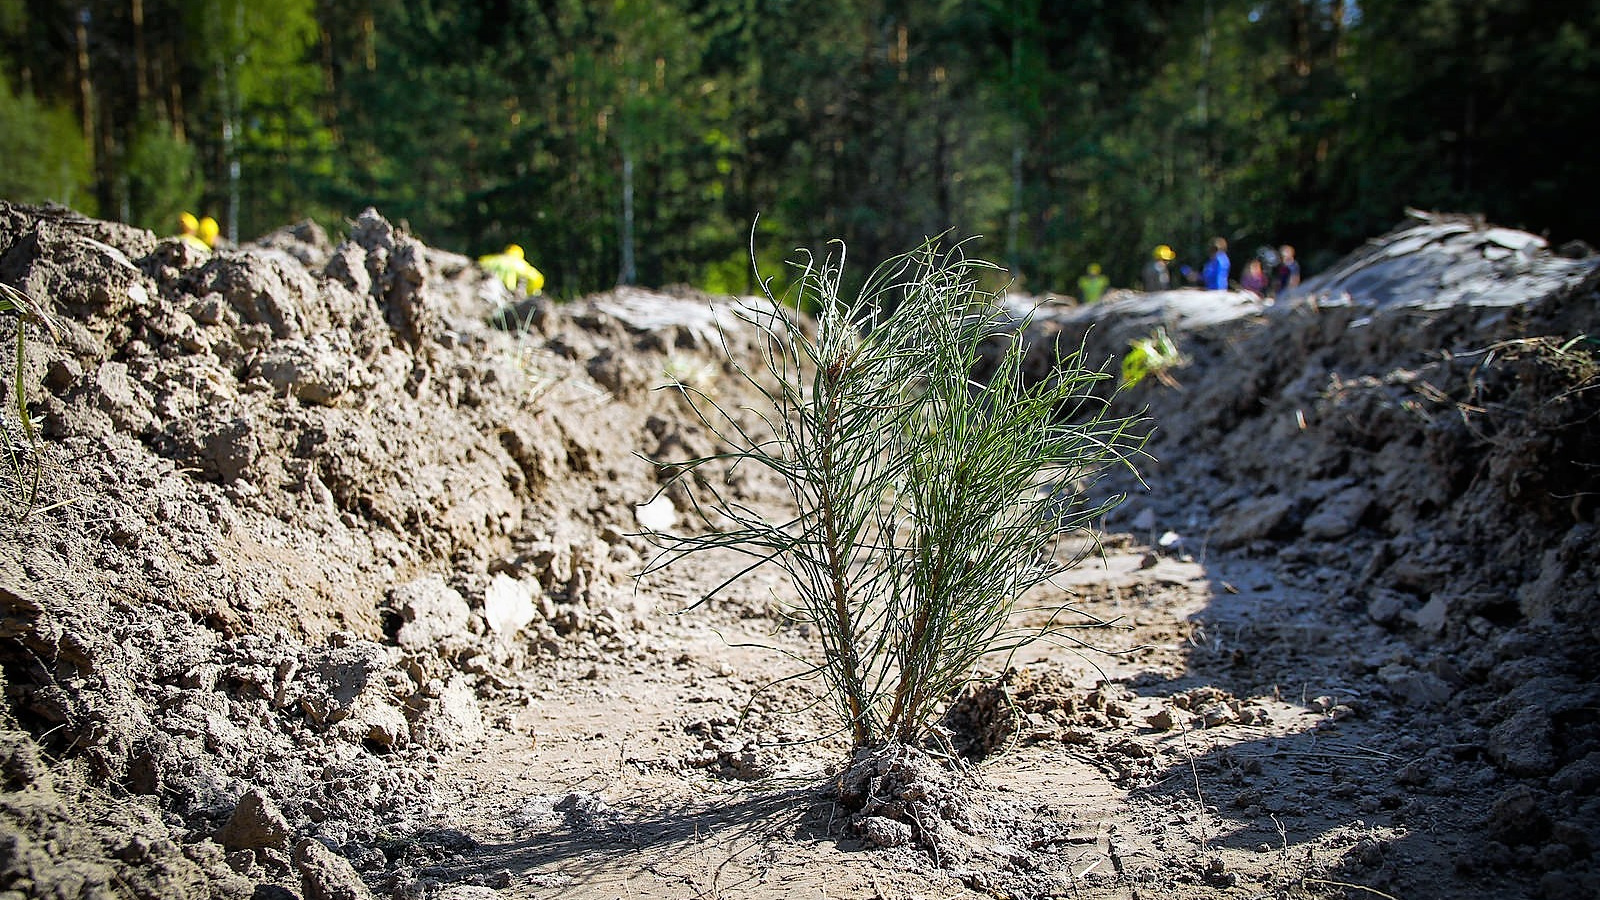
[401,542,1476,900]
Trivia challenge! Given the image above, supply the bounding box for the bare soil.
[1,202,1596,900]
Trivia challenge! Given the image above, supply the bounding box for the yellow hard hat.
[198,217,220,247]
[180,212,199,234]
[1155,245,1175,261]
[505,244,525,260]
[1088,263,1102,275]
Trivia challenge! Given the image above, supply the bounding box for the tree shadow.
[439,777,863,894]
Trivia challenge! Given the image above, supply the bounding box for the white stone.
[634,494,677,532]
[483,573,536,637]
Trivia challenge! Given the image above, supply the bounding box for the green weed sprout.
[1120,326,1187,388]
[1,282,60,517]
[645,241,1143,751]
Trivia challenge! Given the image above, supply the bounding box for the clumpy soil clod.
[830,743,1092,900]
[835,743,974,853]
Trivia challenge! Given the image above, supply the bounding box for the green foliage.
[1120,326,1188,388]
[3,0,1599,294]
[646,242,1143,750]
[0,77,94,213]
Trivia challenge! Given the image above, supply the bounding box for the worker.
[478,244,545,295]
[178,212,210,252]
[1077,263,1109,304]
[197,216,221,249]
[1201,237,1230,291]
[1141,245,1175,292]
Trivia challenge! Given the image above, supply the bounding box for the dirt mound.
[0,201,759,898]
[1006,209,1600,896]
[1017,210,1600,649]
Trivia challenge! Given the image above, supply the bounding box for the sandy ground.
[400,541,1498,900]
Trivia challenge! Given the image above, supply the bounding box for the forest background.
[3,0,1597,298]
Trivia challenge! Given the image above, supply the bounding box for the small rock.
[1412,594,1450,635]
[729,748,775,781]
[1145,709,1176,731]
[1348,838,1385,868]
[858,815,913,848]
[408,676,486,749]
[1485,785,1550,845]
[295,838,373,900]
[1202,855,1235,887]
[217,787,292,852]
[483,573,536,639]
[391,576,472,652]
[1377,664,1454,707]
[1110,738,1151,759]
[94,360,158,434]
[259,847,293,874]
[1550,751,1600,794]
[1199,702,1239,728]
[1394,760,1431,787]
[1487,706,1558,776]
[1301,486,1372,540]
[346,845,386,871]
[1213,494,1297,548]
[1366,591,1406,625]
[249,338,354,406]
[634,494,677,532]
[225,849,255,875]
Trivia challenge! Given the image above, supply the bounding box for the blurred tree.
[181,0,330,240]
[123,116,197,231]
[1333,0,1600,245]
[2,0,1598,295]
[0,73,95,212]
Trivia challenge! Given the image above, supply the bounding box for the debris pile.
[0,201,757,899]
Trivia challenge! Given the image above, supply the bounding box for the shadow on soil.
[455,782,853,886]
[1123,556,1562,900]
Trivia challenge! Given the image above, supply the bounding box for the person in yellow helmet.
[197,216,221,249]
[178,212,210,252]
[1141,244,1176,292]
[1077,262,1109,304]
[478,243,545,295]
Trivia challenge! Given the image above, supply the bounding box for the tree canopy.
[3,0,1596,296]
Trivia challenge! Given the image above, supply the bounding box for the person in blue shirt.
[1202,237,1230,290]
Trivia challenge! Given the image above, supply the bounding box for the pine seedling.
[645,240,1142,752]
